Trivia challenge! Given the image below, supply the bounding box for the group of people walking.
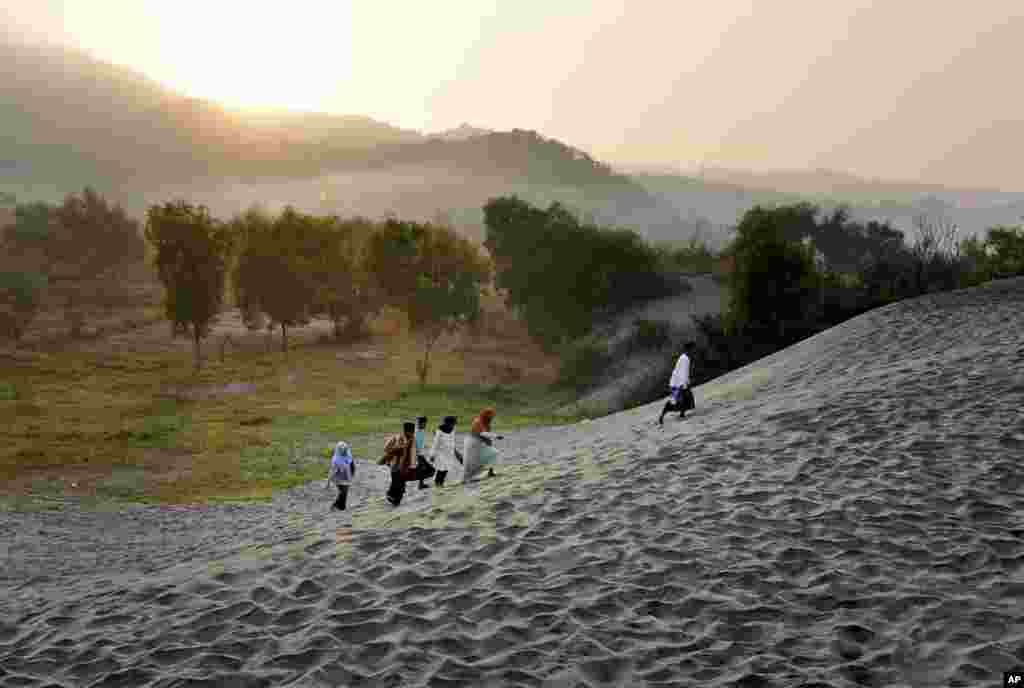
[326,407,504,510]
[325,341,698,512]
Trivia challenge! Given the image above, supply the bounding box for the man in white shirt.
[658,341,696,426]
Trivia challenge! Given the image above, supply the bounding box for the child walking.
[327,441,356,511]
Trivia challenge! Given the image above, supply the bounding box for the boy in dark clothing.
[659,341,697,426]
[382,422,416,506]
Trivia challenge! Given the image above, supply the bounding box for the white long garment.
[669,353,691,388]
[428,429,459,472]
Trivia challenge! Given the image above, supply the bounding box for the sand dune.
[2,278,1023,687]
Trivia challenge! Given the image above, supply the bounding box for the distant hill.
[629,168,1024,245]
[9,37,1017,249]
[0,38,691,243]
[0,38,427,185]
[695,167,1024,204]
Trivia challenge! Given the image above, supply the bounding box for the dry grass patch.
[1,294,574,506]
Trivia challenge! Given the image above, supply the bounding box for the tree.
[48,188,145,336]
[145,201,233,372]
[726,205,823,344]
[959,224,1024,283]
[232,206,318,352]
[910,213,962,294]
[407,224,490,385]
[483,195,677,350]
[983,224,1024,277]
[310,216,383,341]
[2,191,145,339]
[366,218,490,384]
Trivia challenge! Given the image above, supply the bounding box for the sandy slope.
[1,278,1023,687]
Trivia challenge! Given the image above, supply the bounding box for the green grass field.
[1,303,583,507]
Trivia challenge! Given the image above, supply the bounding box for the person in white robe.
[428,415,463,487]
[658,341,696,426]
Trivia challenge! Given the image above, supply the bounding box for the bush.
[959,225,1024,284]
[557,336,612,392]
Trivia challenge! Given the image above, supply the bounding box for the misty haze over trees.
[4,37,1024,256]
[2,35,1023,400]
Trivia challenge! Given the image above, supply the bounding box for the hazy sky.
[4,1,1023,190]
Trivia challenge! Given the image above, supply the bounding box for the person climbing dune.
[658,341,697,426]
[464,407,503,482]
[428,415,463,487]
[380,422,417,506]
[326,441,356,511]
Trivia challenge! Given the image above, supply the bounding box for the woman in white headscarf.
[327,441,356,511]
[428,415,463,487]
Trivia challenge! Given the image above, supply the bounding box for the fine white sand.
[1,277,1023,687]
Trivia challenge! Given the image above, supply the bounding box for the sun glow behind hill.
[68,3,357,116]
[25,1,504,133]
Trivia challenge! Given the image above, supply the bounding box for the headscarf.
[331,441,353,469]
[472,407,496,433]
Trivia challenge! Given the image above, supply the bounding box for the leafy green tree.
[959,224,1024,284]
[366,218,490,384]
[726,205,823,343]
[983,225,1024,276]
[407,224,490,385]
[232,206,318,352]
[483,195,679,350]
[365,218,427,307]
[226,206,273,332]
[145,200,233,371]
[310,216,383,341]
